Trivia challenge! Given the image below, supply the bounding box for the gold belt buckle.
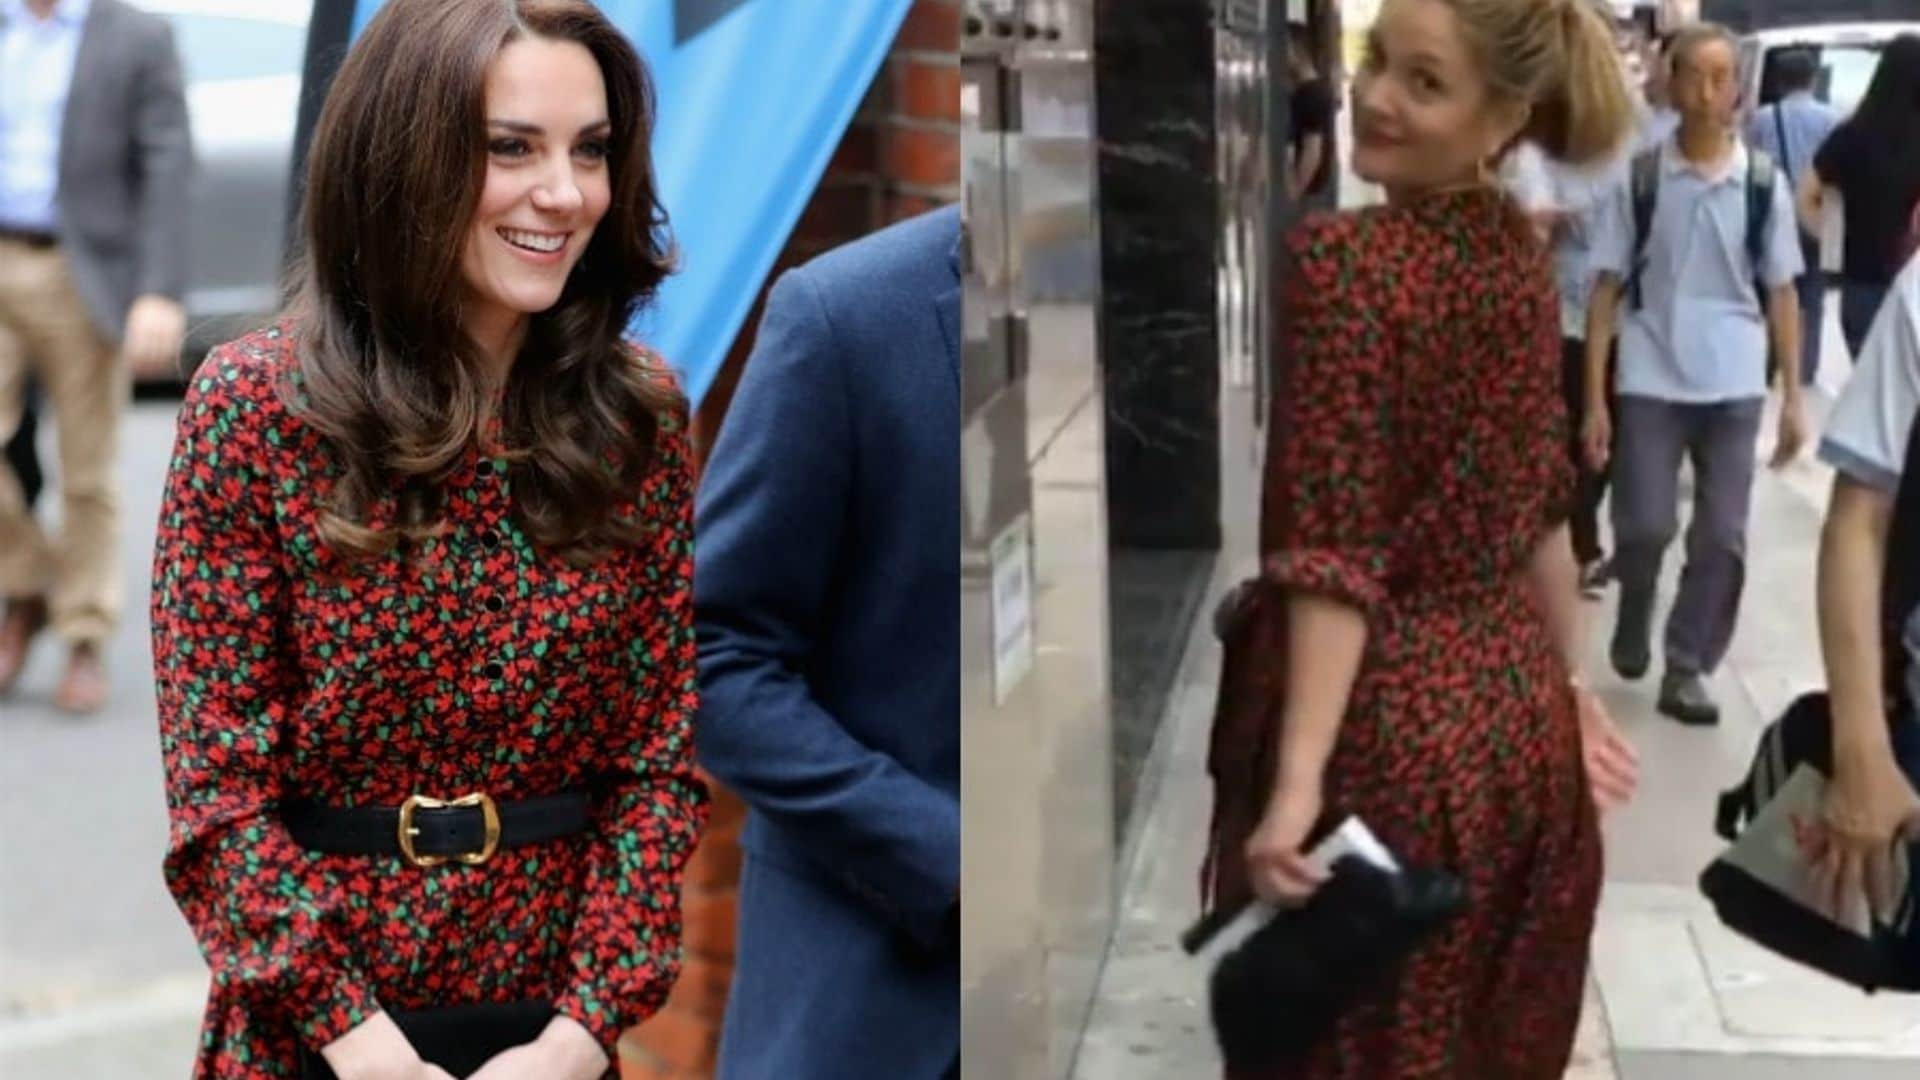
[396,792,501,869]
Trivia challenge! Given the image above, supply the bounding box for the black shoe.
[1658,671,1720,727]
[1610,589,1652,680]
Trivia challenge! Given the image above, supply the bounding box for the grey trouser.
[1610,394,1765,676]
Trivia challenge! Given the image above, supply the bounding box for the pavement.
[1066,312,1920,1079]
[1,404,210,1077]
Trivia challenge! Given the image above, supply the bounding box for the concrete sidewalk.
[1068,389,1920,1079]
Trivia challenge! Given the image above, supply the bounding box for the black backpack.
[1626,146,1777,311]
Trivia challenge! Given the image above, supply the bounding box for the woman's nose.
[532,165,584,212]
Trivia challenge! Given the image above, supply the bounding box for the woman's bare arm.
[1275,591,1369,789]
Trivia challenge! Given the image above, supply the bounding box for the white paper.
[1190,817,1398,968]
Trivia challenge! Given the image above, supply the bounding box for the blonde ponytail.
[1535,0,1635,164]
[1450,0,1635,167]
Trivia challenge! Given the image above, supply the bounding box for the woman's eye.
[489,137,530,158]
[576,140,611,161]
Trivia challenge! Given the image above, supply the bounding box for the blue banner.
[349,0,912,406]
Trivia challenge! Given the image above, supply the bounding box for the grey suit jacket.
[52,0,192,343]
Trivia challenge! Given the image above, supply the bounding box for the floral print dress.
[150,324,708,1079]
[1216,189,1603,1079]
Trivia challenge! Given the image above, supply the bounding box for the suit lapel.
[933,232,961,393]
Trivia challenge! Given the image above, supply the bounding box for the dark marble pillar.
[1095,0,1226,845]
[1095,0,1220,552]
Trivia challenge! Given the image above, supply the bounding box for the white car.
[1737,21,1920,123]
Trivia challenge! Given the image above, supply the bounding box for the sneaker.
[1658,670,1720,727]
[1610,587,1653,681]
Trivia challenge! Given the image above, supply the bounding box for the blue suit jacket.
[694,205,960,1080]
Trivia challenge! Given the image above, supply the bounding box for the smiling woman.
[148,2,707,1079]
[288,0,678,566]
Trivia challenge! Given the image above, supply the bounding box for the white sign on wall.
[989,513,1035,704]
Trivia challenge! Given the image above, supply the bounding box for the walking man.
[1583,22,1807,727]
[1747,46,1837,388]
[694,205,959,1079]
[0,0,193,712]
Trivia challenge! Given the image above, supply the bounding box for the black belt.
[0,225,58,249]
[282,790,590,868]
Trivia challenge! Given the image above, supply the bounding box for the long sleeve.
[554,399,711,1056]
[130,16,193,302]
[152,352,379,1049]
[1260,219,1403,615]
[693,269,960,953]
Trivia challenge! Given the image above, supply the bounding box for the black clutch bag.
[1699,691,1920,993]
[1184,854,1468,1072]
[299,1000,556,1079]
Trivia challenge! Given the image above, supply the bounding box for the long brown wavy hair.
[285,0,677,566]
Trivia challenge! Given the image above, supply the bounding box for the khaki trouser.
[0,235,126,646]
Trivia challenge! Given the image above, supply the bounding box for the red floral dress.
[150,324,708,1078]
[1230,190,1603,1078]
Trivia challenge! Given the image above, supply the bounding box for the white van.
[1737,21,1920,122]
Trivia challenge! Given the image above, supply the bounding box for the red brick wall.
[617,5,958,1078]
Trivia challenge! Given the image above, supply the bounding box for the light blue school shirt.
[1588,135,1805,404]
[0,0,90,232]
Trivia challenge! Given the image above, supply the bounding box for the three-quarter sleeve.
[152,351,381,1050]
[1260,218,1404,614]
[553,396,711,1056]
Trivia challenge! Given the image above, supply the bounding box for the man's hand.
[1770,392,1807,469]
[467,1015,607,1080]
[1812,743,1920,926]
[121,294,187,379]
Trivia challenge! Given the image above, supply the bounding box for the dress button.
[484,595,505,614]
[483,661,505,680]
[479,529,501,549]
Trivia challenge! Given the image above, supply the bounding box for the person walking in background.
[1747,46,1836,388]
[1286,22,1334,205]
[1205,0,1640,1075]
[1797,34,1920,360]
[1582,21,1806,729]
[1505,123,1632,595]
[151,3,706,1076]
[694,205,960,1080]
[0,0,192,713]
[1812,248,1920,969]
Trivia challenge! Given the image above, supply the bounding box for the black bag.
[1699,403,1920,993]
[1190,855,1467,1072]
[299,1000,555,1079]
[1699,692,1920,993]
